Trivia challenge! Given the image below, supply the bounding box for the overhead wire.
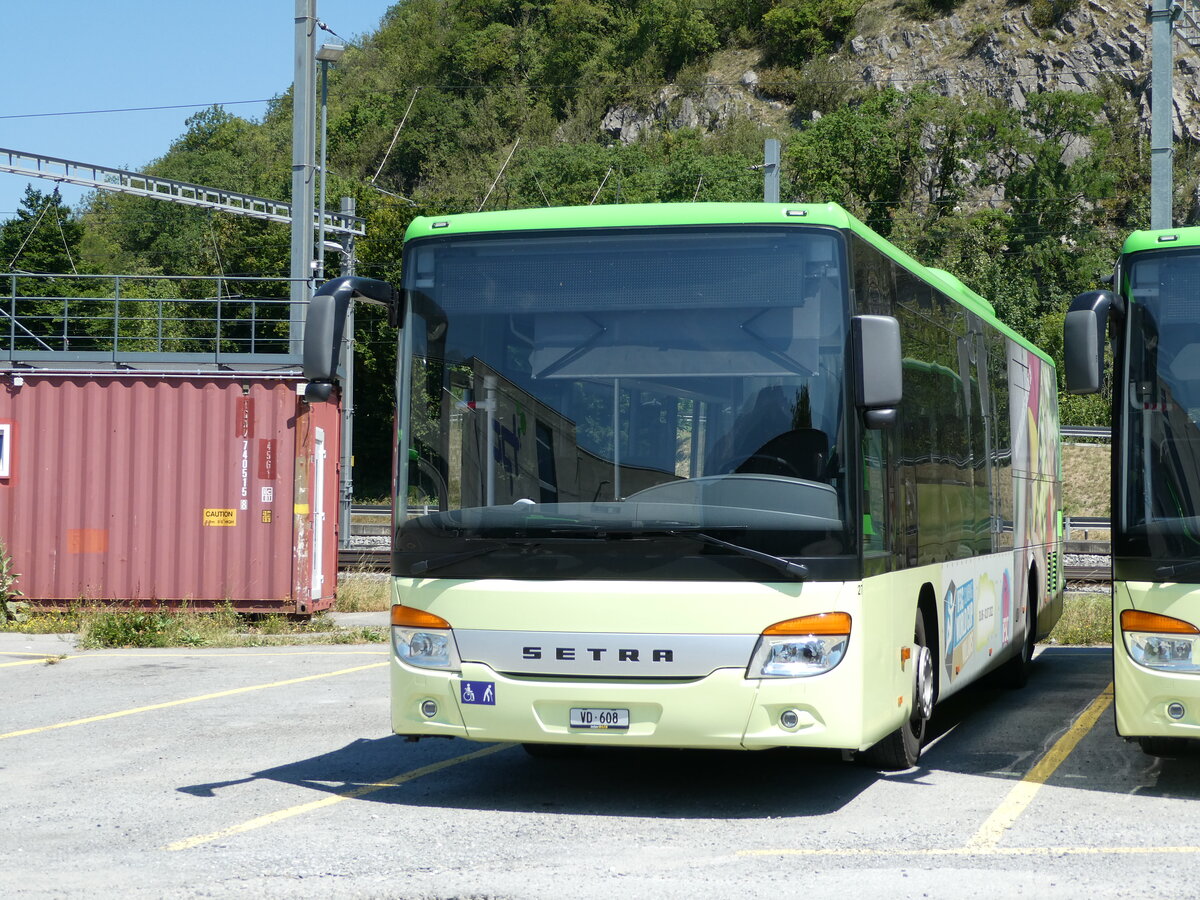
[55,205,78,276]
[0,46,1156,274]
[0,99,274,120]
[0,63,1155,123]
[477,138,521,211]
[6,188,59,270]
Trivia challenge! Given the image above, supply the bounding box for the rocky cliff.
[844,0,1200,141]
[602,1,1200,146]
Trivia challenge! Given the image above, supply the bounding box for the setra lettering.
[518,645,676,664]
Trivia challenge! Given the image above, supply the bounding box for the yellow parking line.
[4,649,387,668]
[0,657,64,668]
[965,682,1114,850]
[739,845,1200,857]
[742,682,1116,860]
[0,662,388,741]
[19,650,386,658]
[164,743,514,851]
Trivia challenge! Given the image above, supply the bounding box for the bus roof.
[1123,226,1200,255]
[404,203,1051,364]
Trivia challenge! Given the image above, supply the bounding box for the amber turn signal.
[1120,609,1200,635]
[391,605,452,629]
[763,612,852,636]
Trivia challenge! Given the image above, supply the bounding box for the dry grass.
[1,602,387,647]
[1062,443,1110,518]
[1047,592,1112,646]
[334,572,391,613]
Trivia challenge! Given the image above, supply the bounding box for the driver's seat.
[735,428,829,482]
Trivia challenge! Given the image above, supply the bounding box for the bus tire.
[860,611,931,770]
[1137,737,1195,758]
[998,575,1038,689]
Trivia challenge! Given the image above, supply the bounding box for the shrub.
[1030,0,1079,29]
[760,0,863,65]
[0,539,27,625]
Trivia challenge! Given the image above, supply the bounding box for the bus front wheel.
[1137,737,1196,758]
[861,611,931,770]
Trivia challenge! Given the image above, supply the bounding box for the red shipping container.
[0,373,340,613]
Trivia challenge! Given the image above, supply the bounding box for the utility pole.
[291,0,317,352]
[763,139,780,204]
[338,195,357,547]
[1150,0,1181,230]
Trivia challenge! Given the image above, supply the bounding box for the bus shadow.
[177,645,1200,816]
[908,645,1200,800]
[176,738,878,819]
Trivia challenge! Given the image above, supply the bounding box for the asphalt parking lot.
[3,627,1199,899]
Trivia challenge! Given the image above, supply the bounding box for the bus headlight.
[747,612,851,678]
[1121,610,1200,673]
[391,605,461,671]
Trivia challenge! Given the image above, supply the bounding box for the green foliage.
[901,0,962,20]
[785,88,935,233]
[81,606,196,648]
[756,57,868,114]
[0,539,26,625]
[1028,0,1080,29]
[633,0,720,75]
[0,187,84,295]
[760,0,863,64]
[0,0,1159,457]
[70,603,382,648]
[1049,593,1111,645]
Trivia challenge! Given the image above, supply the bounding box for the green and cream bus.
[1066,226,1200,756]
[306,203,1063,769]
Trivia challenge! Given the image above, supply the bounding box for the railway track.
[338,547,390,571]
[339,549,1114,585]
[1065,563,1111,585]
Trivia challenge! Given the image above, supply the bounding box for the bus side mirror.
[852,314,902,429]
[303,276,403,401]
[1064,289,1115,395]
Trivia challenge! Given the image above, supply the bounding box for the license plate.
[569,707,629,730]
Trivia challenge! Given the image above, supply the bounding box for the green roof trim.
[837,211,1050,365]
[403,202,1051,365]
[403,202,855,237]
[1122,226,1200,255]
[925,268,996,316]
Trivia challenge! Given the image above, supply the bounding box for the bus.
[1065,226,1200,757]
[305,203,1064,769]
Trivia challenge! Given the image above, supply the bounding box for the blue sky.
[1,1,394,218]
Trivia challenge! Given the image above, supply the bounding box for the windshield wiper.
[665,529,809,581]
[411,528,809,581]
[545,525,808,581]
[410,539,539,576]
[1156,559,1200,579]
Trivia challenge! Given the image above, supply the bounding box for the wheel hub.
[914,645,934,721]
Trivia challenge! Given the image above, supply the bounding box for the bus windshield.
[1121,249,1200,561]
[395,225,855,580]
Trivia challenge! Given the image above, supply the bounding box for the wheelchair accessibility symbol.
[461,681,495,705]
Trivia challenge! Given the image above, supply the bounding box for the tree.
[0,186,83,278]
[0,186,94,349]
[784,88,930,234]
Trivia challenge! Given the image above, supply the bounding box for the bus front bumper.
[1114,583,1200,740]
[391,659,893,751]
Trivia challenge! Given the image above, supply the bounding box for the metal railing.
[0,148,365,236]
[1,272,306,367]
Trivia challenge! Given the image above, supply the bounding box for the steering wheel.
[736,454,805,479]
